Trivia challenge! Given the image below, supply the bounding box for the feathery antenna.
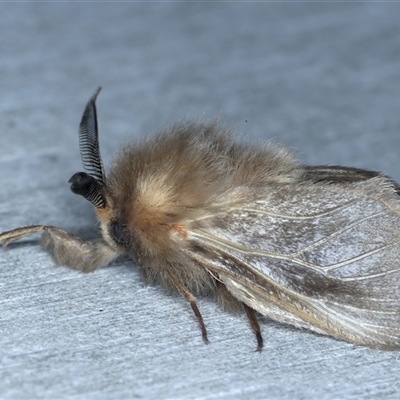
[79,87,105,185]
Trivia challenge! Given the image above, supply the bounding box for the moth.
[2,88,400,351]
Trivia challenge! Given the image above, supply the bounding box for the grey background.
[1,2,400,399]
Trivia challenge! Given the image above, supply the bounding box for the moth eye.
[109,221,127,245]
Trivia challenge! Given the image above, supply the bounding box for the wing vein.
[291,211,386,257]
[190,230,325,273]
[325,242,399,272]
[238,200,357,220]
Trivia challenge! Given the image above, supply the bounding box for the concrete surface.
[1,2,400,399]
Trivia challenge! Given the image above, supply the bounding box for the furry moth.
[2,88,400,351]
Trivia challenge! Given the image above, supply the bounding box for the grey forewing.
[185,177,400,349]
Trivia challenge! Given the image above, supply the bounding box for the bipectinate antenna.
[69,88,107,208]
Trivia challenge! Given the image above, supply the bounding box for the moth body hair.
[2,88,400,351]
[102,121,300,293]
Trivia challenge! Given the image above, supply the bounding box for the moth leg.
[243,303,263,352]
[166,266,209,344]
[0,225,119,272]
[0,225,46,247]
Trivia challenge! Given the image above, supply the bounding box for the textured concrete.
[1,3,400,399]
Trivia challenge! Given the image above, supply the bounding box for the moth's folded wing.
[186,177,400,349]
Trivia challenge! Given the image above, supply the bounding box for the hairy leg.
[0,225,119,272]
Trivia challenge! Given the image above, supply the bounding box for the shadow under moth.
[2,88,400,351]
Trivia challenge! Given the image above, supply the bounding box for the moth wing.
[185,177,400,349]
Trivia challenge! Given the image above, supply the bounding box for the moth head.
[69,88,129,250]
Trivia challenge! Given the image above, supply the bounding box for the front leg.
[0,225,120,272]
